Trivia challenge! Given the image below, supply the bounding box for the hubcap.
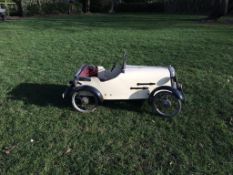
[163,99,171,108]
[81,97,89,104]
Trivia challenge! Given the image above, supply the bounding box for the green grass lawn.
[0,14,233,174]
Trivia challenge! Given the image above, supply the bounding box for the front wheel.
[151,90,182,117]
[71,90,98,113]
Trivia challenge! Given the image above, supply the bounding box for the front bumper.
[62,86,72,99]
[62,81,75,99]
[176,82,185,101]
[170,76,185,101]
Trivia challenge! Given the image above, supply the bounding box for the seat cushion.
[98,66,122,81]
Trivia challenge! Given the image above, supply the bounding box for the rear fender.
[73,85,104,103]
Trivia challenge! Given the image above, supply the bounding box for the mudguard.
[149,86,185,104]
[69,85,104,103]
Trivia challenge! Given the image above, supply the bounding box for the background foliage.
[90,0,111,13]
[7,0,220,16]
[164,0,214,13]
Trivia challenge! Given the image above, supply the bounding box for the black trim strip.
[79,77,91,81]
[130,87,149,90]
[137,83,155,86]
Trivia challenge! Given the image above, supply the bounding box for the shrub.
[117,2,164,13]
[164,0,213,14]
[27,4,40,16]
[26,2,82,16]
[41,2,69,14]
[74,2,83,13]
[90,0,111,13]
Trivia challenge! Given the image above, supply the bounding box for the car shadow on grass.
[102,100,148,113]
[8,83,152,114]
[8,83,69,108]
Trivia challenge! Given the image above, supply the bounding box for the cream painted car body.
[76,65,171,100]
[0,7,6,21]
[0,7,6,15]
[0,8,5,13]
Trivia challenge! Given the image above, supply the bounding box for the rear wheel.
[152,90,181,117]
[71,90,98,113]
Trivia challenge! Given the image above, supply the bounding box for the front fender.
[149,86,185,104]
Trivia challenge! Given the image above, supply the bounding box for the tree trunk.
[109,0,119,13]
[224,0,229,14]
[229,1,233,13]
[37,0,42,14]
[12,0,23,16]
[81,0,90,13]
[86,0,90,13]
[208,0,229,20]
[109,0,115,13]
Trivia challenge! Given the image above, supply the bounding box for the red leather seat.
[79,66,97,77]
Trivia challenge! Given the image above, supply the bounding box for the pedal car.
[62,54,184,117]
[0,6,6,21]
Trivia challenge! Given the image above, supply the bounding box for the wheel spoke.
[152,91,181,117]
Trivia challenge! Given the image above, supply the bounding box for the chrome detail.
[168,65,176,78]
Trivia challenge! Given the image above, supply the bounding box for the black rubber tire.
[151,90,182,117]
[71,89,98,113]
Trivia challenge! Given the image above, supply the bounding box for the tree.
[83,0,90,13]
[208,0,233,20]
[12,0,23,16]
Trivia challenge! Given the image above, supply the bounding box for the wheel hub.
[81,97,89,104]
[163,99,171,108]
